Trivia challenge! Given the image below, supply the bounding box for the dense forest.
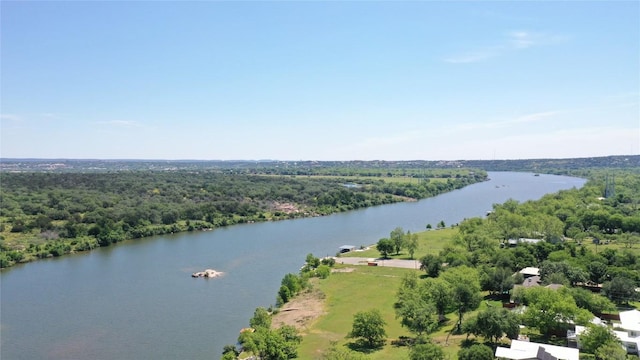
[0,168,486,268]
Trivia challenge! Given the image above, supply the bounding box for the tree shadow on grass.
[391,336,414,348]
[346,339,384,354]
[483,293,510,302]
[460,338,499,351]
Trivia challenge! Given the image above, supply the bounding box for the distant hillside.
[1,155,638,174]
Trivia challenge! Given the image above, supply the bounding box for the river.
[0,172,586,359]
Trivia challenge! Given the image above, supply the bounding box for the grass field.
[569,237,640,256]
[297,266,414,359]
[297,264,500,359]
[339,228,458,260]
[292,228,489,359]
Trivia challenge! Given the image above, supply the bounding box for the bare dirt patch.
[331,267,355,273]
[272,289,325,331]
[271,202,300,214]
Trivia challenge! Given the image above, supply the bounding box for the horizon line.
[1,154,638,163]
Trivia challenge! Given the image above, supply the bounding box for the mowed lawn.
[298,227,501,359]
[298,264,500,359]
[340,228,458,260]
[298,265,414,359]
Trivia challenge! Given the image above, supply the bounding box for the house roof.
[572,323,638,349]
[620,309,640,332]
[509,238,542,245]
[519,267,540,276]
[495,339,579,360]
[614,330,640,344]
[521,276,541,288]
[545,284,564,290]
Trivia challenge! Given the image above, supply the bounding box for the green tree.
[441,266,481,332]
[587,261,609,283]
[390,227,406,255]
[419,254,441,277]
[569,287,616,315]
[238,326,301,360]
[457,344,494,360]
[376,238,394,259]
[456,217,491,251]
[277,285,291,306]
[603,276,638,304]
[348,309,387,348]
[594,340,627,360]
[421,278,452,322]
[469,306,520,343]
[409,342,445,360]
[281,273,301,296]
[580,324,621,355]
[406,231,419,260]
[221,351,236,360]
[520,287,593,335]
[221,344,239,360]
[250,307,272,329]
[316,264,331,279]
[539,260,588,286]
[395,288,438,336]
[481,267,515,295]
[305,253,321,269]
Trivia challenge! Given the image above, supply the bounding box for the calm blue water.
[0,172,586,359]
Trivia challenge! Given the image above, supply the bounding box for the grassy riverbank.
[339,228,458,260]
[288,228,480,359]
[299,266,502,359]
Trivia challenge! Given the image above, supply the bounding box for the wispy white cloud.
[507,31,569,49]
[444,30,569,64]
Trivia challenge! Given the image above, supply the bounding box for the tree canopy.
[348,309,387,348]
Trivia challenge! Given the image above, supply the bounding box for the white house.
[519,267,540,277]
[569,310,640,354]
[618,309,640,353]
[507,238,542,247]
[495,339,579,360]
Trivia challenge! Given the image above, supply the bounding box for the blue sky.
[1,1,638,160]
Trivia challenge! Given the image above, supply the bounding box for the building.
[507,238,543,247]
[569,310,640,354]
[495,339,579,360]
[519,267,540,277]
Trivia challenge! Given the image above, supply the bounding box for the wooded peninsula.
[0,161,487,268]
